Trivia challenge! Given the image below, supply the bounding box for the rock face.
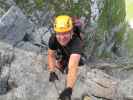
[0,6,49,53]
[0,41,131,100]
[118,75,133,100]
[0,6,33,46]
[29,27,51,46]
[0,45,132,100]
[8,48,49,100]
[0,44,119,100]
[0,42,14,95]
[73,67,120,100]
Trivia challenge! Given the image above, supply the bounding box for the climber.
[48,15,84,100]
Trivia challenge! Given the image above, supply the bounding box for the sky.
[126,0,133,28]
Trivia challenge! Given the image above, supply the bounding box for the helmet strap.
[70,31,74,39]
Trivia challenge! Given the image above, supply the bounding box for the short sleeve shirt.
[48,34,82,61]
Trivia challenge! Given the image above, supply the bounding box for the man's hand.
[49,72,59,82]
[58,87,72,100]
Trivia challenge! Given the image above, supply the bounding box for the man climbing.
[48,15,84,100]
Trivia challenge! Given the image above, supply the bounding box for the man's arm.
[48,48,56,72]
[67,53,81,88]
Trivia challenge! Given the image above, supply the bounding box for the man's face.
[56,31,72,46]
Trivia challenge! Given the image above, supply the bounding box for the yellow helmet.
[54,15,73,33]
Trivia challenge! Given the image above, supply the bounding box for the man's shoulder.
[68,35,82,51]
[48,34,59,50]
[71,35,81,44]
[49,34,56,43]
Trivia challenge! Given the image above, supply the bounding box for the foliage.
[96,0,126,58]
[126,0,133,21]
[127,27,133,57]
[14,0,35,15]
[98,0,126,33]
[126,0,133,57]
[47,0,90,17]
[35,0,45,10]
[14,0,44,14]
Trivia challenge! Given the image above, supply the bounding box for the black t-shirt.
[48,34,82,62]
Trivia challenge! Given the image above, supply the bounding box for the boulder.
[84,69,120,100]
[15,41,41,53]
[119,75,133,100]
[30,27,51,46]
[0,42,14,95]
[0,6,33,46]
